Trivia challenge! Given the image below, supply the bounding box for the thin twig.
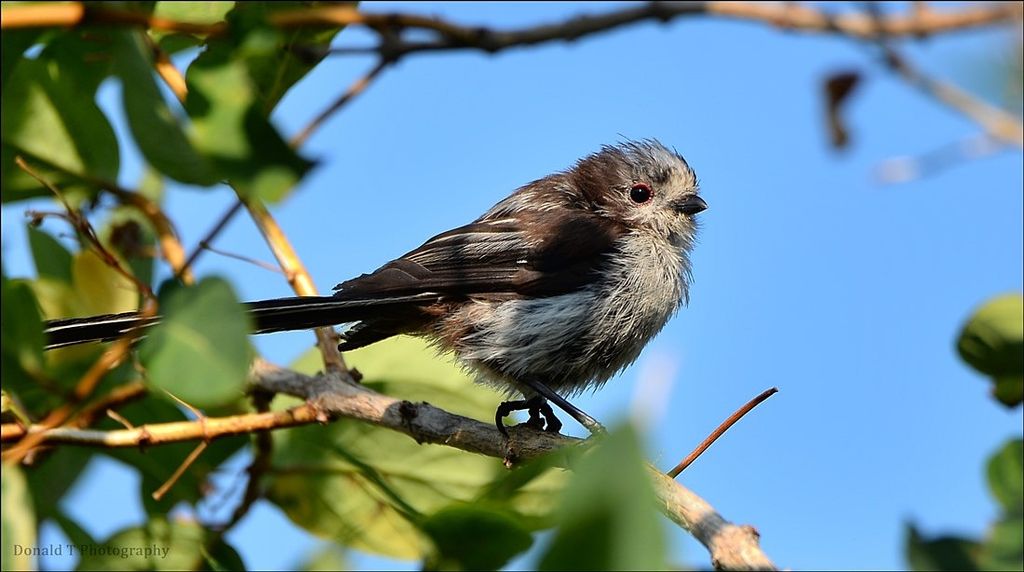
[241,199,347,374]
[106,409,135,430]
[291,57,392,147]
[15,156,156,302]
[146,34,188,102]
[221,392,274,530]
[72,381,148,429]
[200,244,284,275]
[152,441,209,501]
[666,387,778,478]
[883,45,1023,148]
[178,200,245,280]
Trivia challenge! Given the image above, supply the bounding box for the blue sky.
[4,2,1022,570]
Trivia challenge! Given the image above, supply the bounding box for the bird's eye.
[629,183,652,204]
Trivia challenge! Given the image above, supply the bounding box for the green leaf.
[139,277,252,409]
[957,294,1024,407]
[539,424,666,572]
[77,518,245,571]
[422,504,533,571]
[269,337,558,560]
[987,439,1024,516]
[1,39,119,202]
[1,28,42,88]
[27,446,95,520]
[294,545,348,571]
[52,510,97,548]
[149,1,235,54]
[1,464,37,572]
[981,515,1024,571]
[112,30,220,186]
[476,451,569,530]
[1,275,46,390]
[223,2,349,113]
[71,250,140,316]
[27,225,73,283]
[183,28,312,202]
[906,524,982,571]
[152,1,235,27]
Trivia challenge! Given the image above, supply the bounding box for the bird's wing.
[333,210,624,300]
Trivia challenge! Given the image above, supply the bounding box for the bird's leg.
[523,398,547,431]
[495,399,532,437]
[517,378,605,435]
[525,396,562,434]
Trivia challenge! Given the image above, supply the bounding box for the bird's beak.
[674,195,708,215]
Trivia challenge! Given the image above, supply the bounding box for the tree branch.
[2,2,1015,41]
[2,360,777,570]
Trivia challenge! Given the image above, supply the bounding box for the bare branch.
[152,441,209,501]
[178,200,245,281]
[883,49,1024,148]
[291,57,392,147]
[667,387,778,478]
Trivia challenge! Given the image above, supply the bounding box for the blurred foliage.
[957,294,1024,407]
[907,295,1024,571]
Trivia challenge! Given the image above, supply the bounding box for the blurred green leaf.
[183,23,312,202]
[539,424,666,571]
[476,450,569,530]
[139,277,252,409]
[71,250,140,316]
[270,337,558,560]
[987,439,1024,516]
[294,545,348,571]
[149,0,235,55]
[113,30,220,186]
[27,225,73,283]
[77,518,245,571]
[907,524,982,571]
[1,275,46,391]
[1,464,37,572]
[981,515,1024,571]
[223,2,349,113]
[1,28,42,91]
[27,446,95,520]
[957,294,1024,407]
[52,510,97,548]
[422,504,533,571]
[1,40,119,202]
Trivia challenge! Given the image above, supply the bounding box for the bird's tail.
[42,294,437,350]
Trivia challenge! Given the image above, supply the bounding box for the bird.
[43,139,707,435]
